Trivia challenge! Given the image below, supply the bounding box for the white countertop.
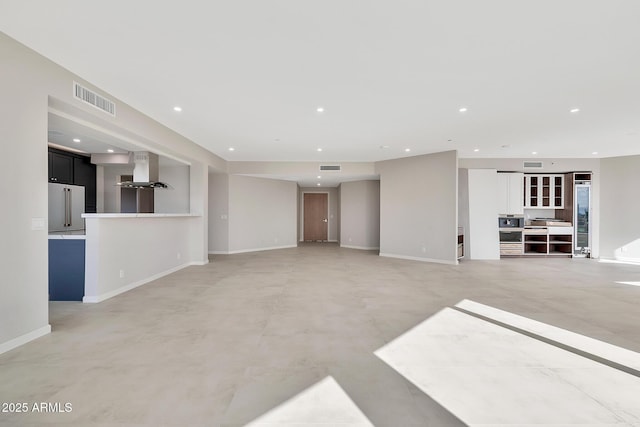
[49,234,86,240]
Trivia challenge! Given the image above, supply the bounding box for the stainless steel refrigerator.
[48,183,85,232]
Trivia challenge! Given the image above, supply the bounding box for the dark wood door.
[304,193,328,241]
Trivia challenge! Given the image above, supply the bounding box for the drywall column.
[0,37,50,353]
[340,180,380,250]
[208,173,230,254]
[600,155,640,261]
[376,150,458,264]
[462,169,500,260]
[189,161,209,264]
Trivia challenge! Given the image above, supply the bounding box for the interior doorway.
[303,193,328,241]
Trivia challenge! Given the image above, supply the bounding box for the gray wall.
[228,175,298,253]
[600,155,640,261]
[0,32,224,353]
[208,173,229,254]
[102,164,134,213]
[340,180,380,250]
[377,150,458,263]
[155,165,190,213]
[299,187,339,242]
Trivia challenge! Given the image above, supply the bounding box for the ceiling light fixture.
[473,148,479,152]
[570,108,580,113]
[317,175,322,179]
[72,138,81,143]
[228,147,235,151]
[316,183,321,186]
[404,148,411,152]
[592,151,598,155]
[459,107,468,113]
[316,107,324,113]
[173,106,182,112]
[317,148,323,152]
[532,151,537,155]
[107,149,114,153]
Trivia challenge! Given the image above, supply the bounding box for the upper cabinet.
[524,174,564,209]
[48,148,97,213]
[497,172,524,215]
[48,151,74,184]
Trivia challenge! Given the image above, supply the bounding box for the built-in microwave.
[498,216,524,228]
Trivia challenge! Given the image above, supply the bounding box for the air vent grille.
[319,165,341,171]
[73,81,116,116]
[523,161,543,169]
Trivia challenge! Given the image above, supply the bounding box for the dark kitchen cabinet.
[49,151,74,184]
[74,157,97,213]
[48,148,97,213]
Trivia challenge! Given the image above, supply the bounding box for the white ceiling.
[3,1,640,163]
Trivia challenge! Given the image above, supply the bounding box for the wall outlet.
[119,269,125,278]
[177,252,181,260]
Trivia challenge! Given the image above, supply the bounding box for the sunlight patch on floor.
[244,376,373,427]
[375,305,640,426]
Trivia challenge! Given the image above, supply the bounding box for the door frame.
[300,191,330,242]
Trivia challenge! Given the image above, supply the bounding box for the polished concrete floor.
[1,244,640,426]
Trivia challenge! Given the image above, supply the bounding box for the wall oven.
[498,216,524,256]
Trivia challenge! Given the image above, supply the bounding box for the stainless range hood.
[116,152,169,189]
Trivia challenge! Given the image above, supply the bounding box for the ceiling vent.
[523,161,543,169]
[73,81,116,116]
[319,165,341,172]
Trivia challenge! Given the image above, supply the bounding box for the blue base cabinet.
[49,239,85,301]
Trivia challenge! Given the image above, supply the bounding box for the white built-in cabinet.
[497,172,524,215]
[524,174,564,209]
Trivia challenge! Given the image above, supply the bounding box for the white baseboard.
[83,262,191,303]
[221,245,298,255]
[190,259,209,266]
[209,250,229,255]
[379,252,458,265]
[341,244,380,251]
[0,324,51,355]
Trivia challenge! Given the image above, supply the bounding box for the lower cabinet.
[49,238,85,301]
[523,227,573,257]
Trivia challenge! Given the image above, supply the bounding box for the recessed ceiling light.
[107,149,114,153]
[473,148,479,152]
[228,147,235,151]
[317,148,323,152]
[316,107,324,113]
[404,148,411,152]
[317,175,322,179]
[592,151,598,155]
[532,151,537,155]
[72,138,81,143]
[316,183,321,186]
[459,107,468,113]
[173,106,182,112]
[570,108,580,113]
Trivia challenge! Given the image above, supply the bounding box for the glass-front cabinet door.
[574,183,591,255]
[524,174,564,208]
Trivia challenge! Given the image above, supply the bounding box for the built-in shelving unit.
[522,228,573,257]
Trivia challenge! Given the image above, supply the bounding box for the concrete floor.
[1,243,640,426]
